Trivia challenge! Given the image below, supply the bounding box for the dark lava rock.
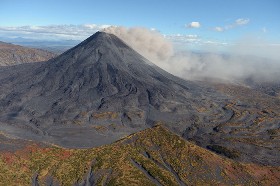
[0,32,223,147]
[0,32,279,166]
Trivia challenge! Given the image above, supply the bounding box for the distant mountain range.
[0,37,80,54]
[0,41,56,66]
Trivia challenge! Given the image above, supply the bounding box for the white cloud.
[214,27,224,32]
[262,27,267,33]
[186,22,201,28]
[203,40,228,46]
[83,24,97,29]
[213,18,250,32]
[165,34,229,49]
[0,24,111,40]
[165,34,200,43]
[235,18,250,25]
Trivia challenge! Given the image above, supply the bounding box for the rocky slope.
[0,32,279,167]
[0,41,56,66]
[0,125,279,186]
[0,32,224,147]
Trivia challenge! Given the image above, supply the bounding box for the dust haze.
[104,26,280,83]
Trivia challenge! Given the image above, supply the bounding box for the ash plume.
[104,26,280,83]
[103,26,173,64]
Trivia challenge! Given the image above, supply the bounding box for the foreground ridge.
[0,125,279,185]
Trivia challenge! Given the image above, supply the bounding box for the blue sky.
[0,0,279,54]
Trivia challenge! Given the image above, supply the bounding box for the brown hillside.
[0,41,56,66]
[0,125,279,186]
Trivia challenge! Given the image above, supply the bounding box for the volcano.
[0,32,279,166]
[0,32,218,146]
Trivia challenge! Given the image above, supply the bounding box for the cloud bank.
[0,24,110,40]
[104,26,280,83]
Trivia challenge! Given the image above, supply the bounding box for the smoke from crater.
[104,26,280,83]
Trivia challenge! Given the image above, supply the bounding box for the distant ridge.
[0,41,56,66]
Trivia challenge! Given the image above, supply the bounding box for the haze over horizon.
[0,0,279,81]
